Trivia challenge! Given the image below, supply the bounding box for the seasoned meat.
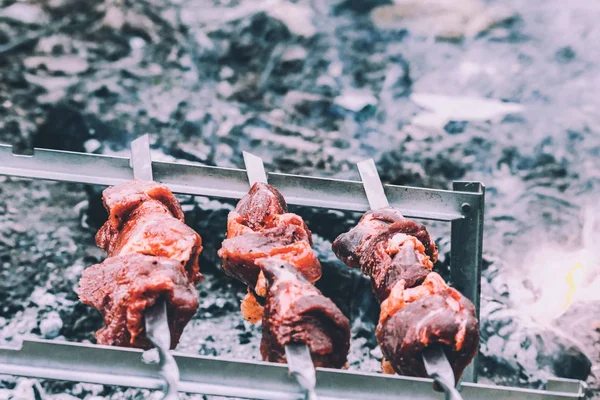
[108,202,203,283]
[332,207,437,273]
[259,259,350,369]
[218,183,321,292]
[360,229,434,301]
[376,273,479,382]
[333,208,436,300]
[218,182,350,369]
[220,231,321,289]
[232,181,288,230]
[332,207,478,382]
[96,181,203,284]
[332,207,405,269]
[97,180,184,243]
[79,254,199,349]
[79,180,203,351]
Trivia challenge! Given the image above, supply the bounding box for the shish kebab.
[218,152,351,399]
[332,160,479,400]
[73,141,472,399]
[78,135,203,398]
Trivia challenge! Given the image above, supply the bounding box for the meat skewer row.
[79,180,203,349]
[333,206,479,383]
[218,182,350,368]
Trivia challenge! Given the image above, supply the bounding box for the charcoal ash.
[480,246,595,386]
[0,3,50,26]
[333,0,393,14]
[32,105,116,153]
[1,0,600,398]
[479,299,592,387]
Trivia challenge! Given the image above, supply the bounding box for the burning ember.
[563,261,584,312]
[514,207,599,325]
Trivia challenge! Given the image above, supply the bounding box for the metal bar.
[546,378,587,395]
[450,181,485,384]
[0,339,584,400]
[0,144,476,222]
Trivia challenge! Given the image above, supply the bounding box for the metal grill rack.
[0,143,586,399]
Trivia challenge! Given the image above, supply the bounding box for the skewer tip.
[356,159,389,210]
[422,345,463,400]
[130,135,153,181]
[242,151,268,185]
[285,343,318,399]
[132,134,151,146]
[356,158,377,169]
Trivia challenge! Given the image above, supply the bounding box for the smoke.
[509,204,600,325]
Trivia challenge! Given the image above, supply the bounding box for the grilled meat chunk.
[259,259,350,369]
[79,254,198,349]
[360,229,434,301]
[219,230,321,289]
[231,180,288,230]
[218,182,350,368]
[377,273,479,382]
[333,207,437,300]
[96,180,203,284]
[218,182,321,297]
[79,180,203,350]
[333,207,437,276]
[333,207,478,382]
[96,180,184,243]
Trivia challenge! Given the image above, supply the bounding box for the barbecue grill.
[0,141,587,399]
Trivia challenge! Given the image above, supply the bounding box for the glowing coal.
[511,206,600,325]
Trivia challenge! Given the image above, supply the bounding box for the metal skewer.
[242,151,318,400]
[130,135,180,400]
[356,159,463,400]
[285,343,317,400]
[422,345,463,400]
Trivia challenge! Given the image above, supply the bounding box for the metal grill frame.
[1,144,482,383]
[0,144,583,399]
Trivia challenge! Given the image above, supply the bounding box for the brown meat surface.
[96,180,203,284]
[79,254,198,349]
[332,207,437,275]
[360,228,434,301]
[218,183,321,290]
[220,231,320,289]
[332,207,478,382]
[232,181,288,230]
[376,274,479,382]
[101,179,185,226]
[333,207,437,300]
[259,259,350,369]
[218,183,350,368]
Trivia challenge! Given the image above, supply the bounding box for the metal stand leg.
[450,181,485,383]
